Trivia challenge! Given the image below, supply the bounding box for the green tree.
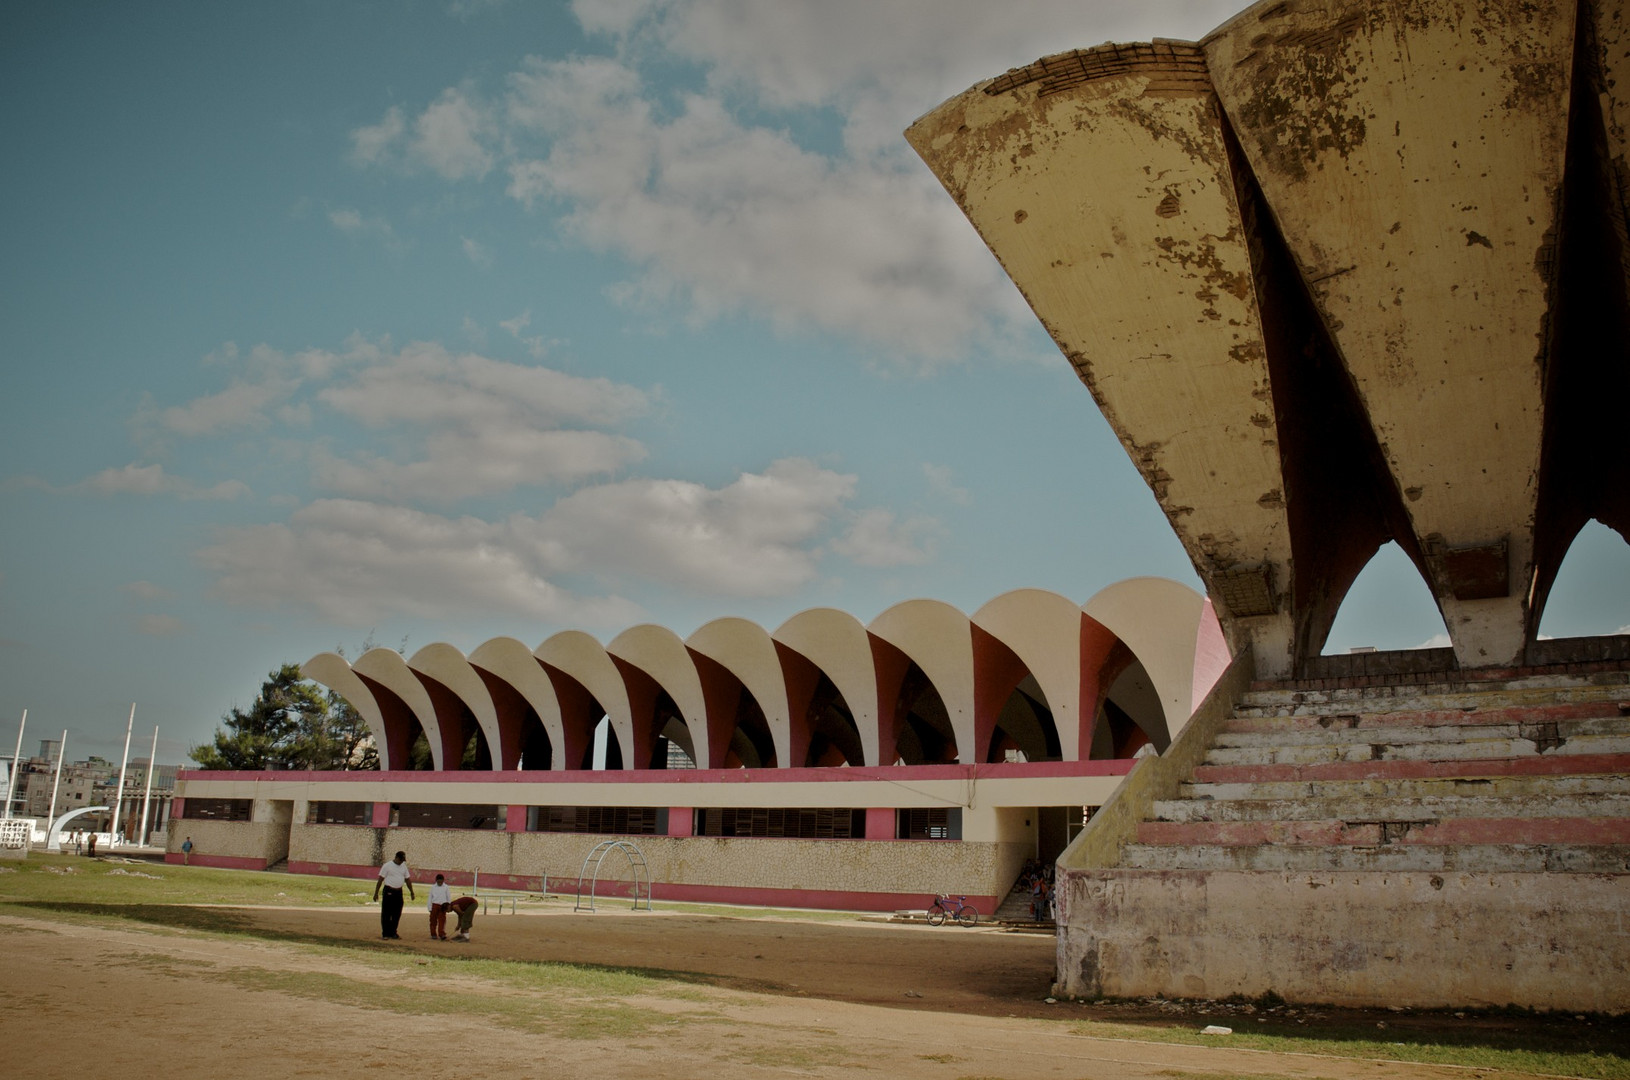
[190,664,378,770]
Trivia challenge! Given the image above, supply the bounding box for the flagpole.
[2,709,24,820]
[137,725,158,846]
[46,731,66,841]
[110,704,135,844]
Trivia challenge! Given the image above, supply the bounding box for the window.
[694,808,865,839]
[182,798,252,822]
[897,807,960,840]
[390,803,502,830]
[527,806,664,835]
[307,801,370,825]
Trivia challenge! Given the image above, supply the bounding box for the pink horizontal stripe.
[1137,817,1630,847]
[1227,701,1624,733]
[1193,752,1630,785]
[180,759,1134,785]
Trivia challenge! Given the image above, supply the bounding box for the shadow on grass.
[6,899,787,995]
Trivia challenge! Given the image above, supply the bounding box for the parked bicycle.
[926,893,979,927]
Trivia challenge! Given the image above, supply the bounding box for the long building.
[172,580,1229,912]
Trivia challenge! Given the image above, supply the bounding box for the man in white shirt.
[426,873,452,940]
[372,850,414,939]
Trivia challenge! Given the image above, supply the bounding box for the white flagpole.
[3,709,24,820]
[137,725,158,846]
[47,731,66,840]
[110,704,135,843]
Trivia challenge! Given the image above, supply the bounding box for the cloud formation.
[198,458,871,623]
[80,464,249,501]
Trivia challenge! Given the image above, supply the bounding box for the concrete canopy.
[1083,577,1209,742]
[773,608,882,767]
[351,647,445,771]
[972,589,1090,762]
[467,636,565,771]
[606,624,711,769]
[300,652,393,769]
[909,1,1630,674]
[868,599,975,765]
[408,643,502,771]
[686,617,791,769]
[534,631,633,770]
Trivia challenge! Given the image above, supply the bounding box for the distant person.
[448,894,479,941]
[181,837,193,865]
[86,833,96,857]
[427,873,451,940]
[372,850,414,939]
[72,831,82,856]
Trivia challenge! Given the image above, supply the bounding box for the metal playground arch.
[573,839,651,913]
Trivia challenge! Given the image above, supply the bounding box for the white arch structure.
[302,581,1221,773]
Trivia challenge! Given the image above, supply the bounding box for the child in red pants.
[426,874,451,940]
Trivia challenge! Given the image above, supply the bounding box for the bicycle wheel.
[927,902,947,927]
[956,905,979,928]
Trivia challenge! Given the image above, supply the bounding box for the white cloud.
[196,458,890,622]
[311,427,646,500]
[922,462,972,506]
[350,106,405,165]
[502,56,1030,363]
[535,458,857,594]
[156,378,298,437]
[79,463,249,501]
[830,507,936,567]
[413,87,494,179]
[329,207,401,247]
[461,236,492,267]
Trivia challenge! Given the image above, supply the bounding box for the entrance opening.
[1537,520,1630,639]
[1322,540,1450,653]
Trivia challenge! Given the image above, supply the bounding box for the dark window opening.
[694,807,865,839]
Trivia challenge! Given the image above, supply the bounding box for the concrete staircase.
[1054,659,1630,1011]
[1127,679,1630,874]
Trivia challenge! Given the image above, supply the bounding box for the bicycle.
[926,893,979,927]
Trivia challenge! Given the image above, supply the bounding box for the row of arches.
[301,579,1227,773]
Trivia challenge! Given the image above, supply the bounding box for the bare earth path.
[1,905,1556,1080]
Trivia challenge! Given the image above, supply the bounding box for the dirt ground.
[5,900,1613,1080]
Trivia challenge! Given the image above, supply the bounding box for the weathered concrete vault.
[907,0,1630,677]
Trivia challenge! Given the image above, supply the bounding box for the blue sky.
[3,0,1626,767]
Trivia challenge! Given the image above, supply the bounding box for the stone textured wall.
[167,820,284,863]
[288,822,1022,904]
[1056,868,1630,1011]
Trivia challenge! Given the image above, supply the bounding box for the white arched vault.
[535,631,633,769]
[1083,577,1208,741]
[687,617,791,768]
[972,589,1084,761]
[301,652,393,769]
[468,636,566,771]
[408,643,502,771]
[868,599,975,764]
[773,607,881,767]
[607,624,712,769]
[352,647,445,771]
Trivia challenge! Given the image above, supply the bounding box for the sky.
[3,0,1627,768]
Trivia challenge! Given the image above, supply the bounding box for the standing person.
[86,833,96,857]
[72,831,82,856]
[372,850,414,939]
[447,894,479,942]
[181,837,193,865]
[426,874,451,940]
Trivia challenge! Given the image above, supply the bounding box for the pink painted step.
[1226,701,1624,734]
[1137,816,1630,848]
[1192,752,1630,786]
